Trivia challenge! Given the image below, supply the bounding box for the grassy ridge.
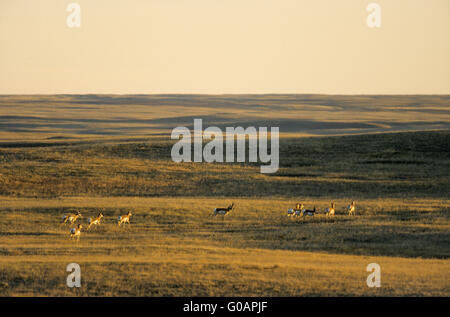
[0,130,448,296]
[0,130,448,198]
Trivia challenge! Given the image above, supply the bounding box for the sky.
[0,0,449,94]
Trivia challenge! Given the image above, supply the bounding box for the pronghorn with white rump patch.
[212,202,235,216]
[303,206,316,218]
[70,224,83,242]
[62,210,82,224]
[287,202,303,217]
[294,203,306,217]
[347,201,356,216]
[325,202,335,216]
[118,211,132,226]
[287,208,295,216]
[87,212,104,229]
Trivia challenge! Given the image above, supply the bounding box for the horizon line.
[1,93,450,97]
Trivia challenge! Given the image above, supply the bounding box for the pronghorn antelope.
[294,203,306,217]
[287,203,303,217]
[295,204,306,217]
[70,224,83,242]
[62,210,82,224]
[87,212,103,229]
[325,202,335,216]
[118,211,132,226]
[347,201,356,216]
[287,208,295,216]
[303,206,316,217]
[213,202,235,216]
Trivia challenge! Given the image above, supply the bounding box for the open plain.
[0,95,448,296]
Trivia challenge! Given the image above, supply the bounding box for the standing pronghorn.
[287,203,303,217]
[293,203,305,217]
[70,224,83,242]
[347,201,356,216]
[62,210,82,224]
[213,203,235,216]
[325,202,335,216]
[87,212,104,229]
[287,208,295,217]
[118,211,132,226]
[303,206,316,218]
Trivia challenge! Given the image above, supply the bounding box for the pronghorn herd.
[62,210,132,242]
[287,201,356,218]
[62,200,355,242]
[287,203,304,217]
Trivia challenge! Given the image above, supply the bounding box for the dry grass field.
[0,95,449,296]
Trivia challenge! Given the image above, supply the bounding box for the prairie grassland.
[0,130,448,198]
[0,95,449,296]
[0,196,448,296]
[0,131,449,296]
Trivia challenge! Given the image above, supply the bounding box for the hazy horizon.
[0,93,449,96]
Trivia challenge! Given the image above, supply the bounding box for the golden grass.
[0,96,448,296]
[0,196,448,296]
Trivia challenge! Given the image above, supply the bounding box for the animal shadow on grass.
[0,232,57,236]
[280,216,353,227]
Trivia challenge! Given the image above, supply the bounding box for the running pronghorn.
[118,211,132,226]
[212,202,235,216]
[70,224,83,242]
[62,210,82,224]
[303,206,316,218]
[87,212,104,229]
[347,201,356,216]
[325,202,335,216]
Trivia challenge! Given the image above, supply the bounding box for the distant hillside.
[0,94,448,140]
